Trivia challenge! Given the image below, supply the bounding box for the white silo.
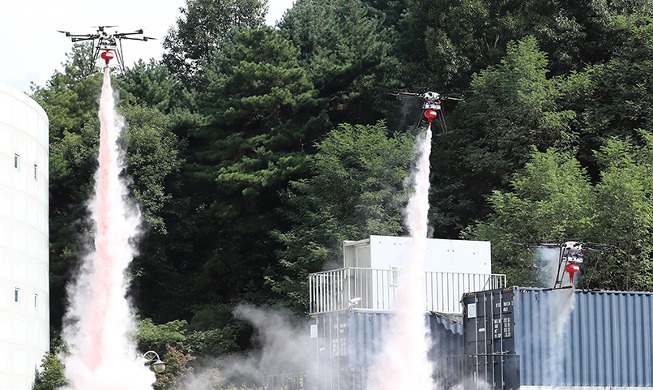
[0,84,49,389]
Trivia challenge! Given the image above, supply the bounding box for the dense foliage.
[32,0,653,387]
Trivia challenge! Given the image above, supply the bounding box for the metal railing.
[426,271,506,313]
[263,372,308,390]
[309,268,506,314]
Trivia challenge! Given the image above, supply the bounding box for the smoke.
[542,288,575,385]
[366,126,435,390]
[448,378,492,390]
[532,247,575,385]
[60,68,154,389]
[396,94,424,134]
[535,247,562,287]
[179,305,312,390]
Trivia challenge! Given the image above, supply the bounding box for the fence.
[263,372,308,390]
[309,268,506,314]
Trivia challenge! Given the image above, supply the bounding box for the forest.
[31,0,653,388]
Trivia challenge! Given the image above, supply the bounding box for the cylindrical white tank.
[0,84,49,390]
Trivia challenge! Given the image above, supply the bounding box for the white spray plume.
[367,126,435,390]
[535,246,563,287]
[180,305,312,390]
[60,68,154,389]
[542,288,575,385]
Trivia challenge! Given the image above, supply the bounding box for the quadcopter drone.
[532,241,614,289]
[392,90,464,132]
[58,26,155,73]
[553,241,585,288]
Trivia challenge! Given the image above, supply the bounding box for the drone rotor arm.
[119,36,154,41]
[70,36,97,42]
[393,91,422,98]
[441,92,465,101]
[114,29,145,37]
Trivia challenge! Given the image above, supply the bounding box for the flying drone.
[58,26,155,73]
[531,241,614,289]
[392,90,464,132]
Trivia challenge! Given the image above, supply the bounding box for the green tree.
[162,0,266,86]
[269,122,414,312]
[117,59,178,112]
[116,106,185,318]
[32,351,67,390]
[398,0,652,89]
[570,14,653,174]
[430,37,576,236]
[279,0,400,124]
[361,0,406,26]
[463,148,594,285]
[589,132,653,291]
[179,25,326,328]
[465,134,653,291]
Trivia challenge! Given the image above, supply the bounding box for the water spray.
[61,68,155,389]
[367,124,435,390]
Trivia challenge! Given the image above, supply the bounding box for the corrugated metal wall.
[309,310,464,389]
[464,287,653,388]
[516,288,653,386]
[346,311,463,367]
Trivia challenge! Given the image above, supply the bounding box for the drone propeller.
[441,92,465,101]
[58,30,97,39]
[120,36,157,41]
[392,90,467,102]
[70,36,98,42]
[114,29,145,37]
[391,91,422,99]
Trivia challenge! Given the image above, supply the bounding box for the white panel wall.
[346,235,491,274]
[0,83,49,390]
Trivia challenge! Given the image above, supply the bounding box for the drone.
[58,26,155,73]
[551,241,585,289]
[531,241,614,289]
[392,90,464,132]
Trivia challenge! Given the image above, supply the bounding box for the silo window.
[14,154,20,169]
[34,163,38,180]
[14,288,19,302]
[34,293,38,309]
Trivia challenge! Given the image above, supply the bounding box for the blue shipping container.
[463,287,653,388]
[309,310,464,389]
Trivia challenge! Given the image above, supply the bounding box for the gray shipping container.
[308,310,464,390]
[463,287,653,389]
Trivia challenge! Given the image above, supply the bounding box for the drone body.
[58,26,154,73]
[393,90,464,132]
[558,241,584,286]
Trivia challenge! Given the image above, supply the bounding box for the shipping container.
[307,310,464,390]
[463,287,653,389]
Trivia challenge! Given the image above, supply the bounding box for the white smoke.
[542,288,575,385]
[535,247,563,287]
[179,305,312,390]
[60,68,154,389]
[367,126,435,390]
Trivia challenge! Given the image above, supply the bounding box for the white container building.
[309,235,504,314]
[0,84,49,390]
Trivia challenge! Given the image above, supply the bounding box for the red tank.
[100,50,114,65]
[565,262,580,283]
